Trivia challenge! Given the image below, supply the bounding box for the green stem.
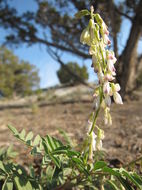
[89,87,103,135]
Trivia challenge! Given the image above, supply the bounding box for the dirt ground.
[0,86,142,166]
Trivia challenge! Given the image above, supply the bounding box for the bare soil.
[0,85,142,166]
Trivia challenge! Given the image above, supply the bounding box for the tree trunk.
[119,1,142,97]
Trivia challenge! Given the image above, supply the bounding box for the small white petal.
[113,92,123,104]
[105,95,111,107]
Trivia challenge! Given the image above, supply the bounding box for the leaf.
[94,161,107,171]
[72,157,83,165]
[117,176,134,190]
[33,135,41,146]
[46,165,56,181]
[42,135,63,153]
[75,10,90,19]
[72,157,90,176]
[13,176,33,190]
[67,150,80,157]
[132,173,142,187]
[102,167,121,177]
[19,129,26,139]
[2,179,13,190]
[121,169,142,189]
[48,153,61,168]
[106,180,119,190]
[8,125,18,135]
[0,161,6,173]
[25,132,34,141]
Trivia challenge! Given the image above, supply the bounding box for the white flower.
[104,73,115,81]
[103,82,111,95]
[113,92,123,104]
[107,51,117,64]
[105,95,111,107]
[101,22,109,35]
[91,132,97,151]
[94,95,100,109]
[107,59,116,76]
[103,34,111,45]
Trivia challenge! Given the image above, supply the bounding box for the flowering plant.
[79,6,123,161]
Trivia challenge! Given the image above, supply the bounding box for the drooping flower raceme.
[79,6,123,160]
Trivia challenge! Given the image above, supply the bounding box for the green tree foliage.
[0,47,40,97]
[57,62,88,85]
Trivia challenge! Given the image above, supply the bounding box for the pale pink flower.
[103,82,111,95]
[103,34,111,45]
[104,73,115,81]
[107,59,116,76]
[107,52,117,64]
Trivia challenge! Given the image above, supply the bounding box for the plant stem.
[89,88,103,135]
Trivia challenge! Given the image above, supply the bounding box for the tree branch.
[115,7,133,21]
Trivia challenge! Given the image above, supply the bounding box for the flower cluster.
[80,6,123,160]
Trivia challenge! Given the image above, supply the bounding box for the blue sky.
[0,0,142,88]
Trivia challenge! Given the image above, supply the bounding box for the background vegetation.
[0,47,40,97]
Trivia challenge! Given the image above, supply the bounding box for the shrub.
[0,47,40,97]
[57,62,89,85]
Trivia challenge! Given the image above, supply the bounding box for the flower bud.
[80,27,91,45]
[104,107,112,125]
[96,128,104,150]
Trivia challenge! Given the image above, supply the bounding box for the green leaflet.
[75,10,90,19]
[2,179,13,190]
[94,161,107,171]
[121,169,142,190]
[13,176,33,190]
[105,180,119,190]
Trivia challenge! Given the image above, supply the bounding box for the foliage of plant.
[0,47,40,97]
[57,62,89,85]
[0,6,142,190]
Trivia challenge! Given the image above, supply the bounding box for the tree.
[0,0,141,96]
[0,46,40,97]
[57,62,88,85]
